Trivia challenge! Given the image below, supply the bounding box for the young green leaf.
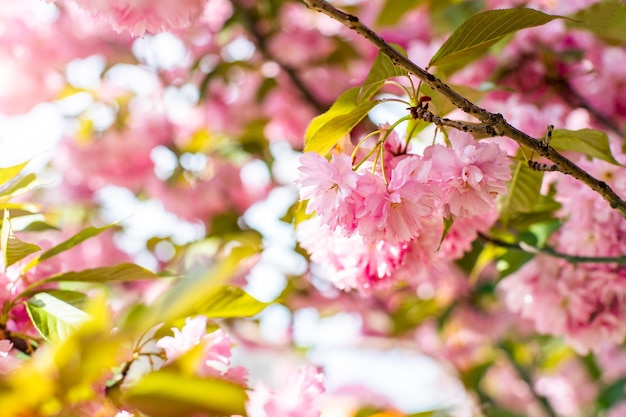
[45,263,160,283]
[376,0,421,27]
[568,0,626,44]
[0,160,30,189]
[0,211,40,268]
[24,223,116,271]
[19,263,161,299]
[358,46,408,102]
[123,371,247,417]
[429,8,563,68]
[597,377,626,410]
[5,233,41,268]
[437,216,455,251]
[497,159,544,225]
[550,128,622,166]
[305,86,379,155]
[0,173,39,202]
[25,290,91,343]
[137,243,260,327]
[199,285,268,319]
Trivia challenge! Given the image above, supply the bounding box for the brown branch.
[233,0,326,113]
[550,76,623,137]
[301,0,626,218]
[409,104,497,138]
[478,232,626,264]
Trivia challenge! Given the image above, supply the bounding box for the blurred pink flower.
[58,0,207,36]
[247,366,325,417]
[156,316,247,384]
[0,340,21,374]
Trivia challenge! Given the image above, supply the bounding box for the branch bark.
[301,0,626,218]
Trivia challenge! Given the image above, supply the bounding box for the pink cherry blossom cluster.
[500,159,626,353]
[296,131,511,293]
[48,0,208,37]
[298,135,510,244]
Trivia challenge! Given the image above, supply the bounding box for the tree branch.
[301,0,626,218]
[478,232,626,264]
[499,342,558,417]
[409,103,497,138]
[233,0,326,113]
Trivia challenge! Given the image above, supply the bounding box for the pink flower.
[500,257,626,354]
[247,366,325,417]
[297,218,411,294]
[156,316,247,383]
[61,0,208,36]
[428,136,510,218]
[297,152,359,234]
[356,156,438,244]
[0,340,20,373]
[156,316,208,360]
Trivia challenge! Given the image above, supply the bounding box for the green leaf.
[598,377,626,410]
[5,232,40,268]
[138,243,260,327]
[497,159,544,225]
[24,223,116,271]
[0,211,40,268]
[123,371,247,417]
[25,290,91,343]
[376,0,421,26]
[358,46,408,102]
[304,86,379,155]
[437,217,455,251]
[19,263,161,299]
[0,160,30,189]
[20,221,60,232]
[45,263,160,284]
[199,285,267,319]
[420,83,485,116]
[550,128,622,165]
[429,8,563,67]
[0,173,39,201]
[569,0,626,44]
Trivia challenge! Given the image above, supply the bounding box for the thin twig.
[550,76,623,137]
[233,0,326,113]
[478,232,626,264]
[301,0,626,218]
[499,342,558,417]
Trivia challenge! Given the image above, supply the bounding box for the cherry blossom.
[247,366,325,417]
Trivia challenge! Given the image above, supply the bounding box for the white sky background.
[0,5,471,414]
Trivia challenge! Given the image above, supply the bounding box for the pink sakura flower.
[297,152,359,234]
[156,316,207,360]
[500,257,626,354]
[357,156,438,244]
[58,0,207,36]
[156,316,247,384]
[428,136,510,218]
[0,340,21,373]
[297,218,410,294]
[247,366,325,417]
[534,359,597,416]
[552,159,626,258]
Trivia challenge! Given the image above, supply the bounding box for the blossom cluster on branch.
[3,0,626,416]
